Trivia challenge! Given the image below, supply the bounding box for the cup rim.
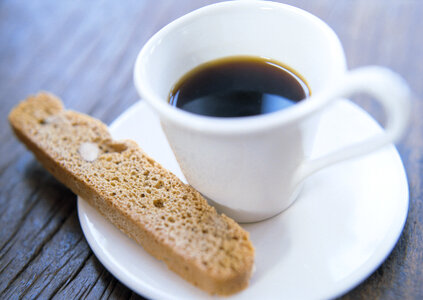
[134,0,347,135]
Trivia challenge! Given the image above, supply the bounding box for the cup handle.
[295,66,411,184]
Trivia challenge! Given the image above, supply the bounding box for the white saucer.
[77,100,408,299]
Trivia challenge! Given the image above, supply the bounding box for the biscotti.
[9,92,255,295]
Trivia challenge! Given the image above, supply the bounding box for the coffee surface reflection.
[169,56,310,118]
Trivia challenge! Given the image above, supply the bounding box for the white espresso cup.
[134,1,410,223]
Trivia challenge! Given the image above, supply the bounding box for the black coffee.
[168,56,310,118]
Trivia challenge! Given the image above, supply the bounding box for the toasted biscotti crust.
[9,92,254,295]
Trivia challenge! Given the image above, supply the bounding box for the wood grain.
[1,0,422,299]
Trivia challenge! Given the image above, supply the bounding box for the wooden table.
[1,0,422,298]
